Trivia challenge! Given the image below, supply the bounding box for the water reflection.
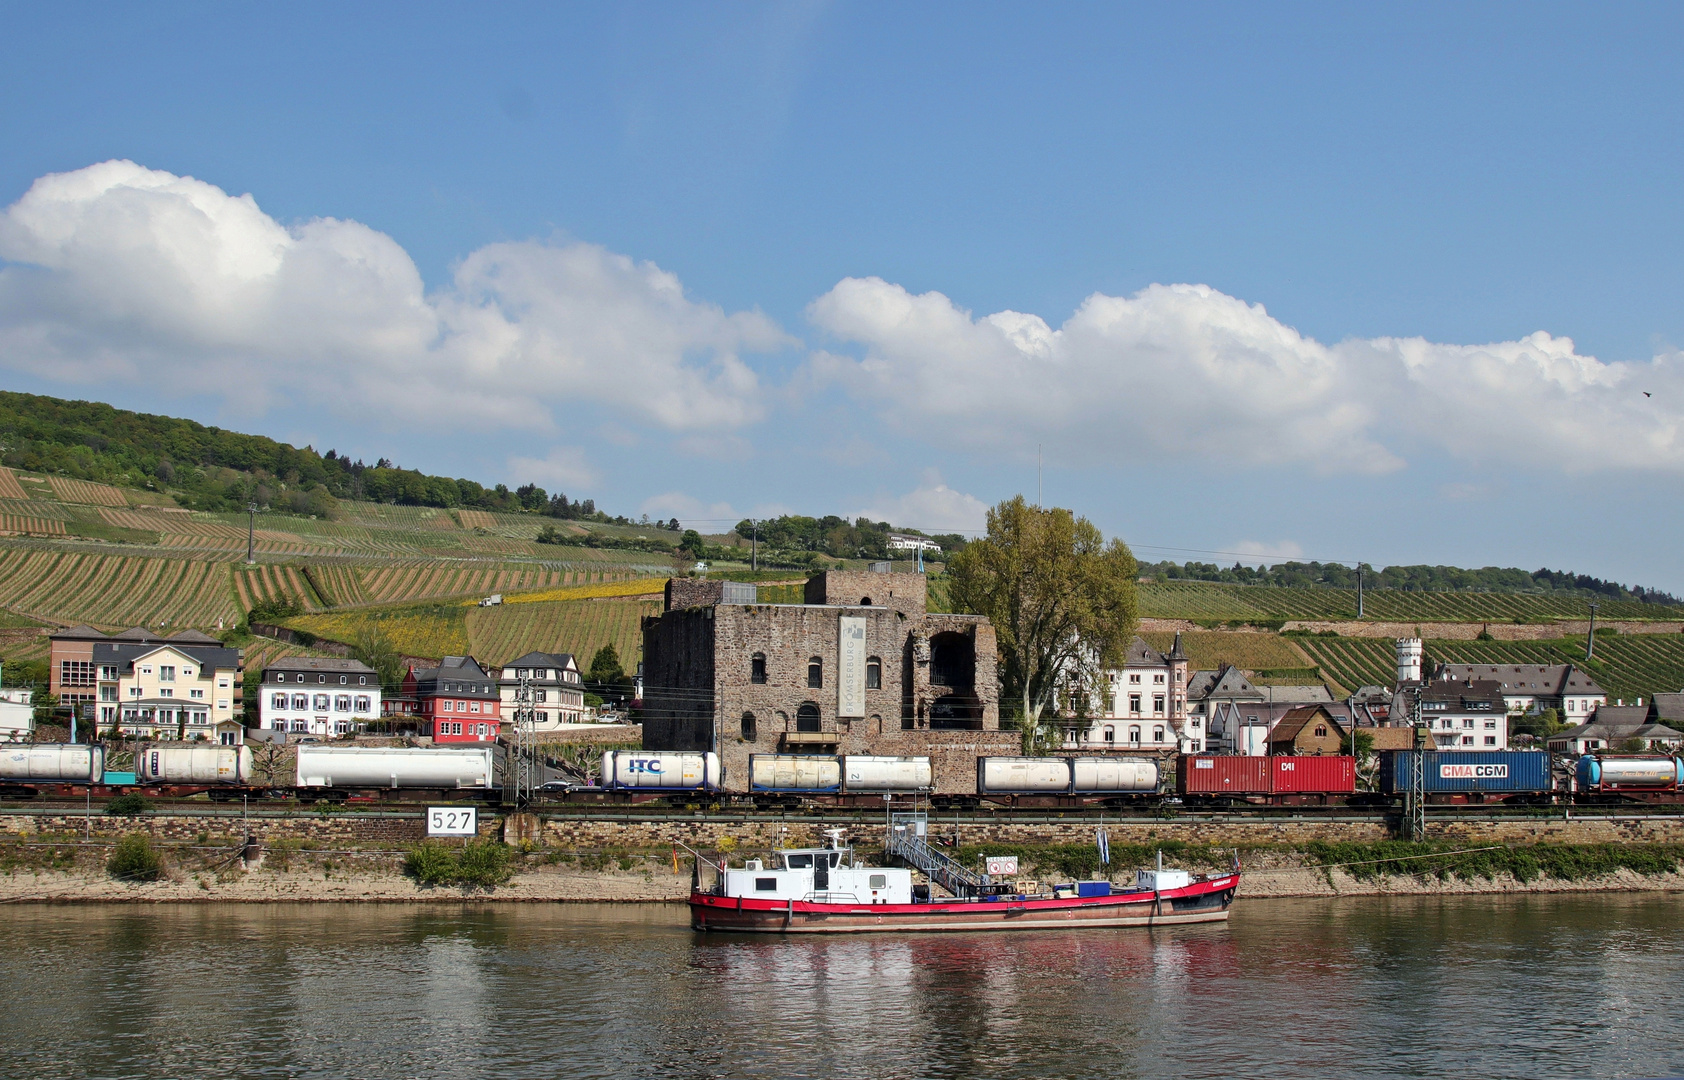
[1,896,1681,1079]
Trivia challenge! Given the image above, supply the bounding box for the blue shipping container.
[1379,751,1552,795]
[1076,881,1112,897]
[102,771,136,786]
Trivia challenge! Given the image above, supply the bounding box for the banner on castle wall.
[838,616,866,717]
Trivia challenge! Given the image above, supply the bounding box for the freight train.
[4,742,1682,809]
[593,752,1164,808]
[0,743,497,802]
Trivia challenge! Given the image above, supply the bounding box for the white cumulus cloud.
[856,477,989,535]
[1228,539,1306,563]
[506,446,598,491]
[808,277,1684,475]
[0,160,791,432]
[637,492,743,532]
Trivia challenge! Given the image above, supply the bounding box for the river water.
[4,894,1682,1079]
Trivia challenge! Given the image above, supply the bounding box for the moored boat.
[688,824,1238,934]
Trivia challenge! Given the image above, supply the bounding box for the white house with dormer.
[259,657,382,737]
[1065,634,1200,753]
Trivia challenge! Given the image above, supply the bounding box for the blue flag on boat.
[1096,826,1110,865]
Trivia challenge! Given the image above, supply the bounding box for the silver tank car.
[978,756,1072,793]
[295,746,495,789]
[1070,757,1158,793]
[600,750,721,790]
[138,745,252,785]
[1578,755,1684,789]
[978,756,1160,794]
[749,755,841,792]
[0,744,104,782]
[841,755,932,791]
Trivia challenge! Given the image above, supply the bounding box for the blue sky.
[4,3,1684,588]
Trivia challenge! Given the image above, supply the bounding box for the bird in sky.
[1644,391,1653,397]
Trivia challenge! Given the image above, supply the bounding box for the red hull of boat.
[691,874,1239,934]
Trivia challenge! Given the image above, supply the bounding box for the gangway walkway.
[884,810,988,898]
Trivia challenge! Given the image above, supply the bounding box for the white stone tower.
[1395,638,1423,685]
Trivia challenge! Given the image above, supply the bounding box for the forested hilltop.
[1141,560,1681,607]
[0,390,626,522]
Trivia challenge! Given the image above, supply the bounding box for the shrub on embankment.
[404,840,513,888]
[107,834,163,882]
[1300,841,1684,883]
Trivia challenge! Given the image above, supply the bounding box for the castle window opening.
[796,702,822,732]
[928,632,975,688]
[741,712,757,741]
[751,653,767,684]
[866,657,882,690]
[807,657,823,689]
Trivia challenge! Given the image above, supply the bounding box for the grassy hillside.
[1297,633,1684,705]
[1137,580,1675,624]
[283,595,661,668]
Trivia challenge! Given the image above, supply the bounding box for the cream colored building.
[109,643,241,741]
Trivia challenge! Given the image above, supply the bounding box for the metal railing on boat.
[884,810,987,899]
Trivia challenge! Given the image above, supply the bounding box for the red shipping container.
[1270,755,1355,794]
[1177,755,1270,795]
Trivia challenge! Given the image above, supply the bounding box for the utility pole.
[245,502,258,565]
[1407,694,1426,841]
[1356,566,1364,618]
[751,520,758,573]
[1587,602,1599,660]
[509,673,535,810]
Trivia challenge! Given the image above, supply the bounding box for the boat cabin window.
[784,852,840,869]
[755,878,778,891]
[869,874,887,889]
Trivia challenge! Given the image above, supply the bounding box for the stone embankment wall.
[6,807,1684,851]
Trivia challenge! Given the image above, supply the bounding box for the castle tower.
[1395,638,1423,685]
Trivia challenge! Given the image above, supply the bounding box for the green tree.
[1511,707,1564,740]
[352,624,406,692]
[678,529,706,559]
[947,496,1138,752]
[588,644,624,684]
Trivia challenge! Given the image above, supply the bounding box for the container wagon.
[138,745,252,786]
[976,756,1160,806]
[295,746,497,800]
[745,755,932,804]
[1575,755,1684,802]
[749,754,841,793]
[0,744,104,784]
[1176,755,1356,805]
[1378,750,1554,804]
[599,751,721,792]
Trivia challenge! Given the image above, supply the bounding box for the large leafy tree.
[948,496,1138,751]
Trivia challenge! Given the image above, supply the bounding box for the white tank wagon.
[137,745,252,785]
[841,756,932,792]
[978,756,1160,795]
[750,755,841,792]
[600,751,721,791]
[295,746,496,790]
[0,744,104,783]
[978,757,1071,794]
[1070,757,1159,793]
